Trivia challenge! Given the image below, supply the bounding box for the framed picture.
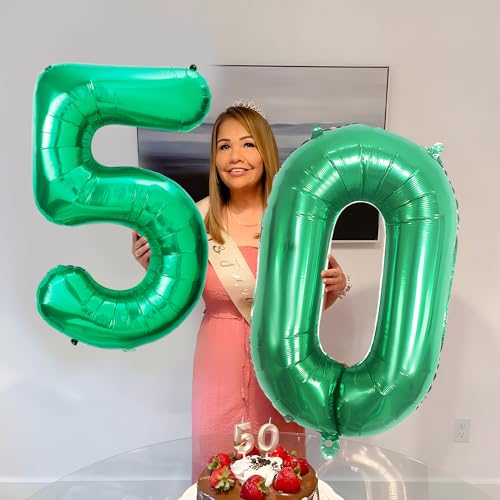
[137,65,389,241]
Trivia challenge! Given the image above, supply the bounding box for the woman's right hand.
[132,230,150,270]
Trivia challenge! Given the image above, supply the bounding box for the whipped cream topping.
[230,455,283,487]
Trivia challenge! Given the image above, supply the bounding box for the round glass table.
[28,434,492,500]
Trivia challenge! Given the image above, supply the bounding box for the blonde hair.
[205,106,280,244]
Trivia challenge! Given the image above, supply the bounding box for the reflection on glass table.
[28,433,492,500]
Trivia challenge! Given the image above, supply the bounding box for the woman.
[133,104,350,472]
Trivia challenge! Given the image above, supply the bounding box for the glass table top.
[27,433,492,500]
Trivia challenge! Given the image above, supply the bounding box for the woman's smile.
[227,167,250,176]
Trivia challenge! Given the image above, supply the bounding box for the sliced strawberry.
[240,474,268,500]
[209,465,236,492]
[283,454,298,469]
[273,466,301,493]
[296,457,310,475]
[207,453,232,471]
[269,444,288,460]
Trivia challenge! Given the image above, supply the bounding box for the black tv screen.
[137,130,380,242]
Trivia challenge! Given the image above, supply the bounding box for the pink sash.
[196,197,255,324]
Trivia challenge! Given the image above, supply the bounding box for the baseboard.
[469,481,500,500]
[0,482,46,500]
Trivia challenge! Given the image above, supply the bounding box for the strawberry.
[269,444,288,460]
[273,466,301,493]
[240,475,268,500]
[296,457,310,475]
[283,454,298,469]
[234,445,260,460]
[208,453,232,471]
[209,466,236,492]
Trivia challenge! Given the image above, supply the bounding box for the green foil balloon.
[33,63,210,349]
[251,124,458,457]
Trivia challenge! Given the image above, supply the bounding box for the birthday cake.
[197,445,318,499]
[179,422,343,500]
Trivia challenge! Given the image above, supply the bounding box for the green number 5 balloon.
[251,124,458,456]
[33,63,210,349]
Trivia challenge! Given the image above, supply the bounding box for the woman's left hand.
[321,254,348,310]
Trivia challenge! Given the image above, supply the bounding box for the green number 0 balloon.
[251,125,458,456]
[33,64,210,349]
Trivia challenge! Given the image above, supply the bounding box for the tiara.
[233,99,266,118]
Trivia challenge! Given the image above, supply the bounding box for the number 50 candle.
[234,421,279,456]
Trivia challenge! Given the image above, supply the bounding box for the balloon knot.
[425,142,444,160]
[311,126,324,139]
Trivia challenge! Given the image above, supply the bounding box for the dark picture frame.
[138,65,389,241]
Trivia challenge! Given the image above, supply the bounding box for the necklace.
[227,205,262,227]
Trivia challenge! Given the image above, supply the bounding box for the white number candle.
[234,421,255,456]
[257,422,279,455]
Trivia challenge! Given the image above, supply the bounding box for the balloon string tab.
[320,432,340,460]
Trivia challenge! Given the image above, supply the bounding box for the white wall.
[1,0,499,497]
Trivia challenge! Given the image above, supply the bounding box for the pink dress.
[191,246,304,475]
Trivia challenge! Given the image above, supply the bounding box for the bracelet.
[336,274,352,299]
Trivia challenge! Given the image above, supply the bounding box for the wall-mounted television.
[138,64,389,241]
